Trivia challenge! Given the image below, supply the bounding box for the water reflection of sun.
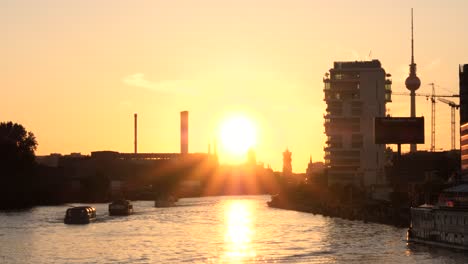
[223,201,256,262]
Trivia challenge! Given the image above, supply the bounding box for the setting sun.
[218,115,257,162]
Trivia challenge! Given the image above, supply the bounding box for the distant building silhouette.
[459,64,468,181]
[305,156,324,176]
[247,148,256,166]
[323,60,391,187]
[282,148,292,177]
[134,113,138,154]
[306,156,314,176]
[387,150,460,205]
[305,156,325,185]
[180,111,189,154]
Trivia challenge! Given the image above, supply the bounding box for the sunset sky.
[2,0,467,172]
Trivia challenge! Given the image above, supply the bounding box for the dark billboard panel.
[374,117,424,144]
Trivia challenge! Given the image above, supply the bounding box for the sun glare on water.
[218,115,257,162]
[223,201,256,261]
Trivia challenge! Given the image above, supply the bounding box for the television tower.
[405,8,421,153]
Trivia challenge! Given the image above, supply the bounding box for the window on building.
[351,106,362,116]
[385,92,392,102]
[351,134,363,148]
[385,81,392,91]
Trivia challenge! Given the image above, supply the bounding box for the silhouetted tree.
[0,121,38,209]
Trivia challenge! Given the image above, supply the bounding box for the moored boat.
[109,199,134,216]
[408,184,468,250]
[64,206,97,224]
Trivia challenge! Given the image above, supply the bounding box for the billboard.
[374,117,424,144]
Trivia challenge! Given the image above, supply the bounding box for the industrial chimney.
[134,113,138,154]
[180,111,188,154]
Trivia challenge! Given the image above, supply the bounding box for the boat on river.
[154,195,177,207]
[109,199,134,216]
[267,194,281,207]
[64,206,97,224]
[408,184,468,250]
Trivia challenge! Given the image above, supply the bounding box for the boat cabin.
[109,200,134,216]
[64,206,97,224]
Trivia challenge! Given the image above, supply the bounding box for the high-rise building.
[460,65,468,124]
[459,64,468,181]
[323,60,392,187]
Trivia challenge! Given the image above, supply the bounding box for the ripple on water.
[1,196,468,264]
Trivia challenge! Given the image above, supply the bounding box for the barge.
[408,184,468,250]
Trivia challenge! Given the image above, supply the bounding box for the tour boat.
[108,199,134,216]
[408,184,468,250]
[64,206,97,224]
[154,195,177,207]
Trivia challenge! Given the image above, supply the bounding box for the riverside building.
[323,60,392,187]
[460,64,468,181]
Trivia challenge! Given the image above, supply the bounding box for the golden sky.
[2,0,468,172]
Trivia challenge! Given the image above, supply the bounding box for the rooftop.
[461,64,468,73]
[333,60,381,70]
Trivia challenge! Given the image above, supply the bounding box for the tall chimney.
[180,111,188,154]
[134,113,137,154]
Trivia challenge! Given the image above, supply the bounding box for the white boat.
[408,184,468,250]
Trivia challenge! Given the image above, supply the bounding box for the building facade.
[460,65,468,181]
[323,60,392,187]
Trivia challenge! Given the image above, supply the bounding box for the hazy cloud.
[123,73,196,95]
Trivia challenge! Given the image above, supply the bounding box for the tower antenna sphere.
[405,8,421,152]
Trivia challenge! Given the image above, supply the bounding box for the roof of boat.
[111,199,131,204]
[67,206,96,211]
[417,204,434,208]
[443,184,468,193]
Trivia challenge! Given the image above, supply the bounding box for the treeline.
[0,121,38,209]
[0,122,112,209]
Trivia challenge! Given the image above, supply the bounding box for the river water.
[0,195,467,263]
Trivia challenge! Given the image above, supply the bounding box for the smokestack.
[134,113,137,154]
[180,111,188,154]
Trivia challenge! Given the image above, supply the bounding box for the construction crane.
[438,98,460,150]
[392,83,459,152]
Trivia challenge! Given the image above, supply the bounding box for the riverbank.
[267,194,410,227]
